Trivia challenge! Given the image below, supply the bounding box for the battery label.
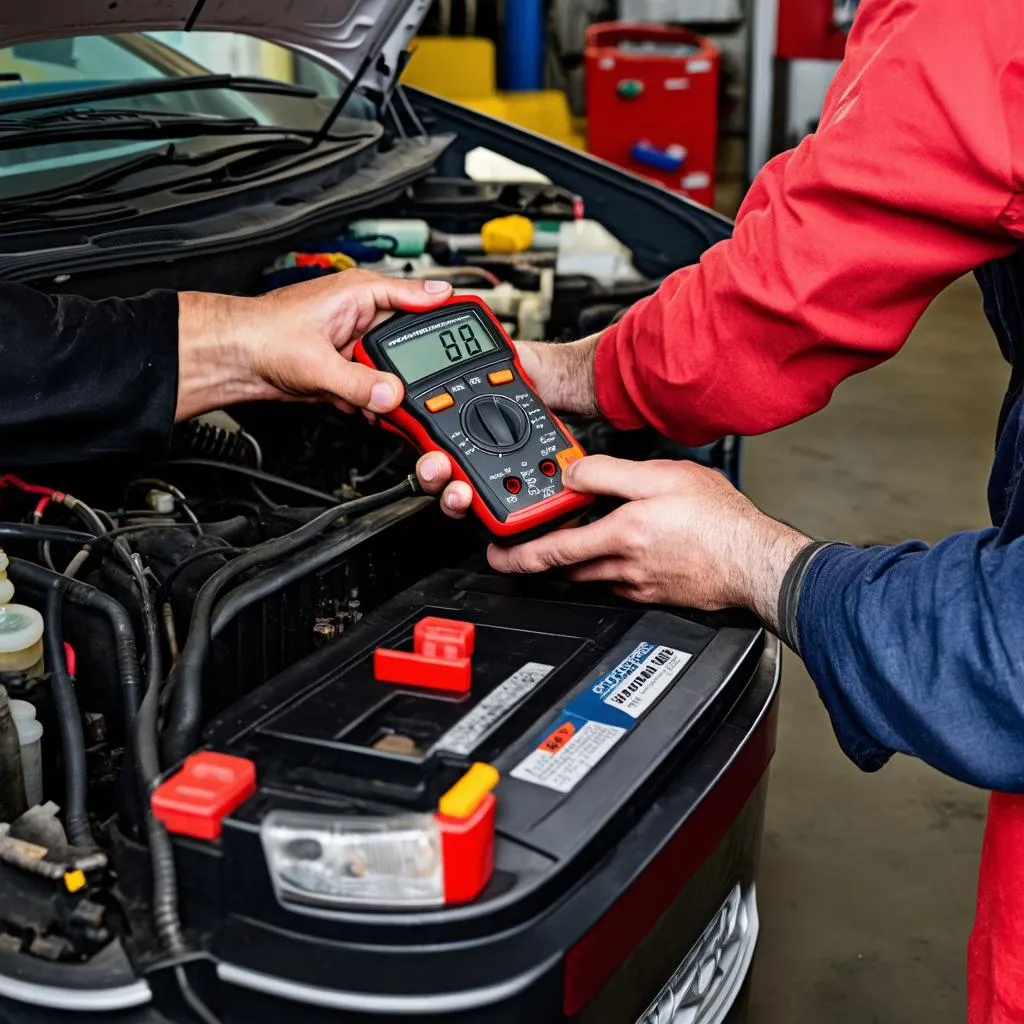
[510,715,625,794]
[601,645,691,719]
[436,662,554,756]
[510,642,691,793]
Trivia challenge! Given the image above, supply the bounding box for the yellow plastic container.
[403,37,497,98]
[403,37,585,151]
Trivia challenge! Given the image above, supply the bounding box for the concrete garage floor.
[742,276,1007,1022]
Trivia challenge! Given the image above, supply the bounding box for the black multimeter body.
[354,296,592,543]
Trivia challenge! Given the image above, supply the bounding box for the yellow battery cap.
[439,762,500,819]
[64,869,87,894]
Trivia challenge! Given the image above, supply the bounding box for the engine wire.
[174,965,223,1024]
[155,459,341,506]
[162,476,422,765]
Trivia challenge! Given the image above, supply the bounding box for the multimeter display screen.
[384,310,499,384]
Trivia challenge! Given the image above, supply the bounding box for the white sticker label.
[436,662,553,756]
[682,171,712,190]
[510,720,626,794]
[687,58,712,74]
[602,645,691,719]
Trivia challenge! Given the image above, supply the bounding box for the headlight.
[262,811,445,907]
[260,762,499,909]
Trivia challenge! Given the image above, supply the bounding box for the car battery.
[157,568,778,1023]
[585,22,720,207]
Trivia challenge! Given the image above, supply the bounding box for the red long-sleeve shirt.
[595,0,1024,444]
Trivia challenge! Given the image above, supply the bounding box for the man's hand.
[174,270,453,421]
[417,334,600,514]
[486,455,810,631]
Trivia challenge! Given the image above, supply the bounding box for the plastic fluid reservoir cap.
[481,215,534,254]
[0,605,44,654]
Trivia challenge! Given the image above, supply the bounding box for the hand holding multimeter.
[354,297,593,543]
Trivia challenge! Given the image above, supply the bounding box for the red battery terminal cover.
[414,616,475,659]
[151,751,257,841]
[436,763,499,904]
[374,617,475,694]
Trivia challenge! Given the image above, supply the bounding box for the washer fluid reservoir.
[0,550,44,675]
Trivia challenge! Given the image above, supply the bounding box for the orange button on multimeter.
[425,392,455,413]
[487,368,514,386]
[354,296,593,543]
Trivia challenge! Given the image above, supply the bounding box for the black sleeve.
[0,284,179,467]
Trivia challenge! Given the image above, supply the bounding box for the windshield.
[0,32,334,184]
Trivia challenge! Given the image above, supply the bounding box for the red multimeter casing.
[354,296,592,544]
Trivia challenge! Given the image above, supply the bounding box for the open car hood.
[0,0,431,95]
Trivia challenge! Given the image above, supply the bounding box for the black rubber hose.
[0,523,94,547]
[209,496,431,641]
[42,588,95,849]
[154,459,341,506]
[125,550,188,957]
[7,560,143,732]
[162,478,420,765]
[146,814,187,956]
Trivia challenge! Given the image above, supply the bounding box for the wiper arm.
[0,113,267,151]
[0,74,317,118]
[2,107,252,128]
[0,137,311,211]
[0,126,380,218]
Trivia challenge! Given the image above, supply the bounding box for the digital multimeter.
[354,296,593,543]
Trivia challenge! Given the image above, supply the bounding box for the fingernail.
[444,492,464,510]
[369,382,395,411]
[423,279,451,294]
[419,459,438,482]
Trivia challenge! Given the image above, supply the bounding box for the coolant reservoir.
[0,550,44,675]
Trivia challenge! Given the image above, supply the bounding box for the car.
[0,5,777,1023]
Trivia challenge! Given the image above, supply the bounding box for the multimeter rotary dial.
[461,395,530,452]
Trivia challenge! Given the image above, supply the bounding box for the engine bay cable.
[161,476,422,765]
[42,588,95,850]
[155,459,342,506]
[0,522,94,547]
[209,495,431,642]
[6,559,143,734]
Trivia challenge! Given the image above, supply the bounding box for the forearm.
[517,335,600,416]
[176,292,274,421]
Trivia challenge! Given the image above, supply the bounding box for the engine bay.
[0,175,749,1016]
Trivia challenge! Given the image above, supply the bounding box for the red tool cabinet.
[585,22,720,208]
[777,0,848,60]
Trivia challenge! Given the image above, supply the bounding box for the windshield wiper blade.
[1,106,250,127]
[0,74,317,118]
[0,131,365,216]
[0,115,267,150]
